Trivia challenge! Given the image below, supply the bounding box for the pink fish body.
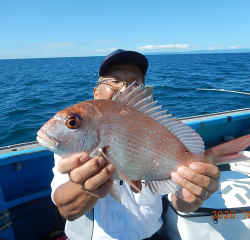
[37,83,250,195]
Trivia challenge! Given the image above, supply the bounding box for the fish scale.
[96,103,194,181]
[37,82,250,196]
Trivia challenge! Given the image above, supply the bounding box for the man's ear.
[93,87,99,99]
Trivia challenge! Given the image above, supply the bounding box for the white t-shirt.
[51,154,163,240]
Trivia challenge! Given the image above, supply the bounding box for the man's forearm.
[54,180,99,221]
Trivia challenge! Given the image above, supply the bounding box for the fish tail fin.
[204,135,250,165]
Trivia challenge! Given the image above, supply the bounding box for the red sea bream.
[37,83,250,195]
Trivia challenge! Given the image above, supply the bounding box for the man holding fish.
[39,49,250,239]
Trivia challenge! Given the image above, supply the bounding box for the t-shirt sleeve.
[51,153,70,205]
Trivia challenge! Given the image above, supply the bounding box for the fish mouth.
[37,131,60,149]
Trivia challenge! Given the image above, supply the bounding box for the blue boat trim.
[6,189,51,209]
[0,147,46,160]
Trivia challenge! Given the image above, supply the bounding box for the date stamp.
[212,211,250,219]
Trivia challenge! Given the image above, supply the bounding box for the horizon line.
[1,48,250,61]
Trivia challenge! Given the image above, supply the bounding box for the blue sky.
[1,0,250,59]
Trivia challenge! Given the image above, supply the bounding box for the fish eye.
[66,116,80,129]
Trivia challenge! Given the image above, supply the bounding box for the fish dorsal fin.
[112,82,204,157]
[112,82,139,102]
[150,110,168,119]
[138,101,157,112]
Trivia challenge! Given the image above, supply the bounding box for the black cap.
[99,49,148,77]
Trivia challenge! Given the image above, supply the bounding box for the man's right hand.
[54,152,114,221]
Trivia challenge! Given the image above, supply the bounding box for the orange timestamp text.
[212,211,250,219]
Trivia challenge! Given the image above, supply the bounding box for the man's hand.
[58,153,114,198]
[54,153,114,220]
[171,162,221,213]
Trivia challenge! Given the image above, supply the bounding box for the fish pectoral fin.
[113,167,153,204]
[98,148,121,202]
[99,149,153,204]
[90,148,104,158]
[109,183,121,202]
[145,179,182,195]
[130,180,142,193]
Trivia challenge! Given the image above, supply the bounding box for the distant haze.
[144,49,250,56]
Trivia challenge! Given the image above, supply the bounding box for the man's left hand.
[171,162,221,213]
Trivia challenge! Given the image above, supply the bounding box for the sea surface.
[1,53,250,148]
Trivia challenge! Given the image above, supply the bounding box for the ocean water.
[1,53,250,148]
